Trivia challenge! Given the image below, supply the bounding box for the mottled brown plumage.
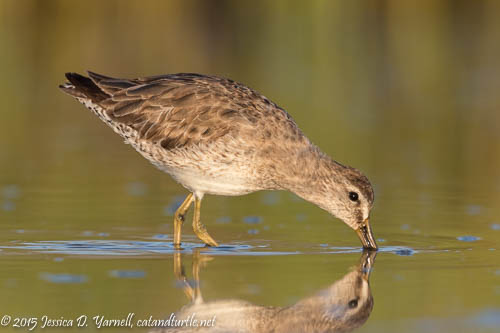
[73,72,304,150]
[60,71,377,249]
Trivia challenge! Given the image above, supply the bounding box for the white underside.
[167,167,258,198]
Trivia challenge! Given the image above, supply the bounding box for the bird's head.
[292,155,378,250]
[326,165,377,250]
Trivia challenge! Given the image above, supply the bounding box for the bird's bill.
[359,249,377,280]
[355,219,378,250]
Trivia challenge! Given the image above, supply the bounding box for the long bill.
[355,218,378,250]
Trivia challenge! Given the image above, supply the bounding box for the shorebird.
[60,71,377,250]
[154,250,375,333]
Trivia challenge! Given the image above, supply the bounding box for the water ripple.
[109,270,146,278]
[319,245,419,256]
[0,240,427,257]
[40,272,87,284]
[0,240,299,256]
[457,236,481,242]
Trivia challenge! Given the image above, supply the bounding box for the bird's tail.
[59,72,110,102]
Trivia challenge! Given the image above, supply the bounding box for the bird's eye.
[348,192,359,201]
[348,299,358,308]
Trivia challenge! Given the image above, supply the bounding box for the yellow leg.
[173,193,195,248]
[173,249,214,303]
[173,252,194,301]
[191,249,213,303]
[192,197,219,247]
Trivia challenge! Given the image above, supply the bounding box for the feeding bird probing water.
[60,71,378,250]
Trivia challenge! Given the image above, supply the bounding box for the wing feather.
[78,72,305,150]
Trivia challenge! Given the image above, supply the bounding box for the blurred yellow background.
[0,2,499,333]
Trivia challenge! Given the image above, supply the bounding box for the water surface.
[1,1,500,332]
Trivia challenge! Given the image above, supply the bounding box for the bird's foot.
[193,223,219,247]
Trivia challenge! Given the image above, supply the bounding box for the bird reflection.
[154,250,376,333]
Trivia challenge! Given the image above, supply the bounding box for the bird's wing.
[89,72,280,150]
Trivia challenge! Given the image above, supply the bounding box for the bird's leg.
[173,193,195,248]
[191,249,213,304]
[192,197,219,247]
[173,252,195,301]
[173,250,213,303]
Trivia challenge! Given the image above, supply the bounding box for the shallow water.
[0,182,498,332]
[1,1,500,332]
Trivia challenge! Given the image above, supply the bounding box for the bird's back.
[60,72,311,195]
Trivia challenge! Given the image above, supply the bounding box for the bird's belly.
[168,167,259,196]
[128,139,264,196]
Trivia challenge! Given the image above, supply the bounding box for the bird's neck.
[278,145,345,210]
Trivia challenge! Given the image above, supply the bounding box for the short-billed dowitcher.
[60,72,377,250]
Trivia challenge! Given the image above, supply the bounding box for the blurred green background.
[0,1,499,332]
